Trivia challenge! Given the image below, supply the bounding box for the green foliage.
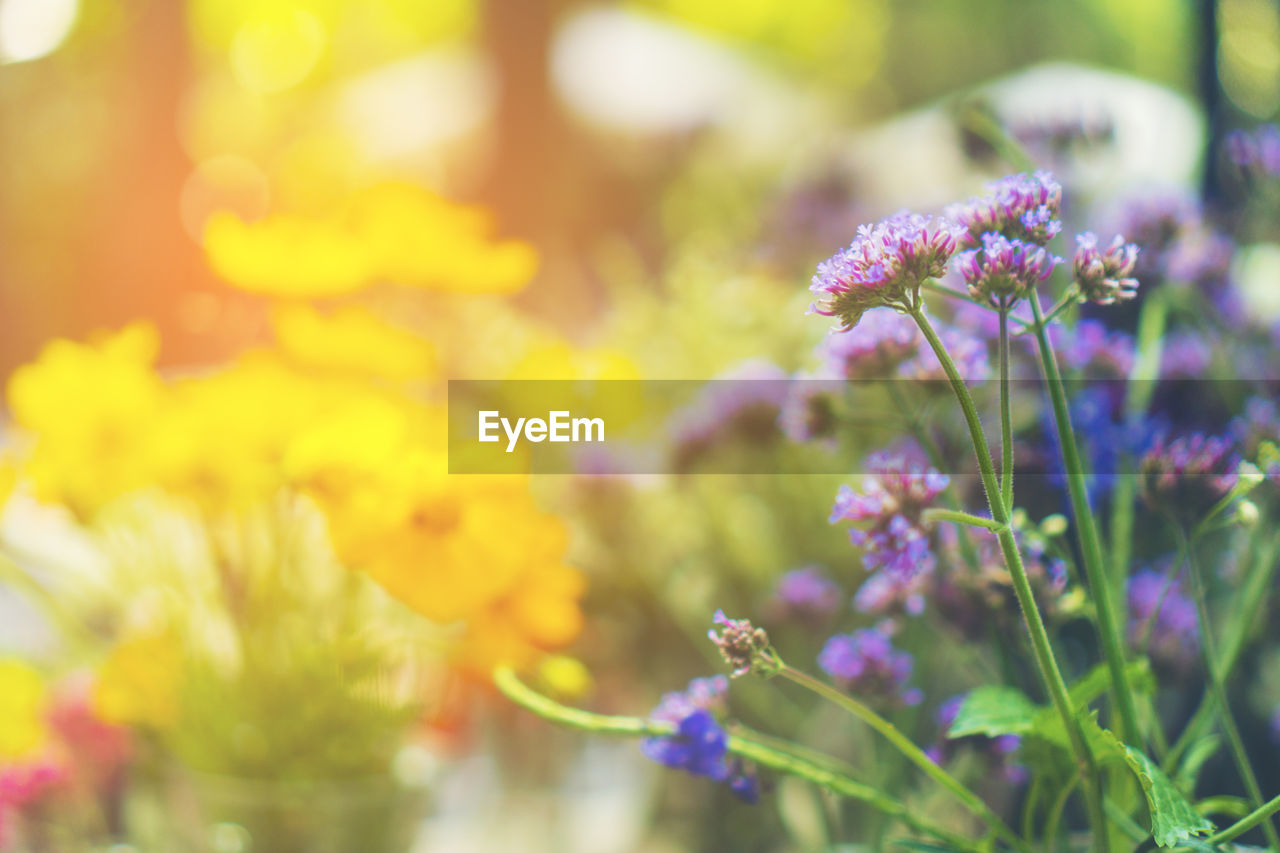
[947,685,1039,739]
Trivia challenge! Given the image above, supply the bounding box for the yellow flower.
[271,303,436,380]
[6,324,166,518]
[93,632,181,730]
[0,660,48,760]
[204,183,537,297]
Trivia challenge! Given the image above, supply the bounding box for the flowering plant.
[496,140,1280,851]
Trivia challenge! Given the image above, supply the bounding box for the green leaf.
[1066,659,1156,707]
[1093,725,1214,847]
[947,686,1039,739]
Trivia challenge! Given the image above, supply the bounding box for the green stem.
[922,507,1005,532]
[1045,777,1079,853]
[492,667,983,852]
[1165,530,1280,772]
[1180,531,1280,850]
[912,305,1109,852]
[1207,792,1280,847]
[921,280,1029,325]
[1027,289,1140,748]
[998,306,1015,510]
[1033,285,1081,331]
[886,382,982,571]
[777,665,1024,851]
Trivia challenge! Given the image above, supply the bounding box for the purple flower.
[831,443,949,579]
[816,308,920,379]
[642,679,760,803]
[669,360,789,467]
[1127,568,1200,669]
[854,569,929,617]
[947,171,1063,248]
[1159,330,1212,379]
[1058,319,1135,377]
[769,566,843,620]
[810,213,963,328]
[955,232,1061,307]
[708,611,777,677]
[817,625,922,705]
[1227,125,1280,177]
[1072,232,1139,305]
[898,319,991,381]
[778,371,842,446]
[1138,433,1240,521]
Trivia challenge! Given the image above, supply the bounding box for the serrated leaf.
[1093,725,1214,847]
[947,686,1039,739]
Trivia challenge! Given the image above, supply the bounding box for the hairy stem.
[912,304,1109,851]
[493,666,983,851]
[1028,289,1140,748]
[777,664,1025,851]
[999,306,1015,510]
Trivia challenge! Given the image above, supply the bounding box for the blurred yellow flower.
[272,303,436,380]
[6,324,166,518]
[204,183,537,297]
[93,632,181,730]
[536,655,594,701]
[0,660,48,760]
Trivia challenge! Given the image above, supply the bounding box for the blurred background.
[4,1,1280,852]
[0,0,1245,374]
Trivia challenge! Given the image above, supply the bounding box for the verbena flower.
[1127,569,1199,669]
[810,214,963,328]
[1057,319,1135,378]
[1138,433,1239,521]
[898,319,991,381]
[933,525,1068,636]
[830,443,949,579]
[1072,232,1139,305]
[708,611,779,677]
[948,171,1063,247]
[818,624,922,705]
[768,567,843,620]
[641,677,759,803]
[778,372,842,446]
[1159,330,1212,379]
[816,308,920,379]
[1227,124,1280,178]
[955,232,1060,307]
[854,569,929,617]
[670,360,789,467]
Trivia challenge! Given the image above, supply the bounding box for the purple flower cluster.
[830,443,949,579]
[768,566,843,620]
[1227,124,1280,178]
[947,171,1063,247]
[1072,232,1140,305]
[810,213,963,329]
[854,568,929,617]
[708,610,776,677]
[1057,319,1135,377]
[898,320,991,381]
[642,676,759,802]
[817,624,922,705]
[816,308,920,378]
[1138,433,1240,521]
[1159,330,1212,379]
[1127,569,1200,669]
[670,360,789,467]
[956,231,1061,307]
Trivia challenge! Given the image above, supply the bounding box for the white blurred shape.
[0,0,78,64]
[845,63,1205,211]
[552,8,753,134]
[1234,242,1280,323]
[337,46,496,161]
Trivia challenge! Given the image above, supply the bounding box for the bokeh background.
[4,1,1280,852]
